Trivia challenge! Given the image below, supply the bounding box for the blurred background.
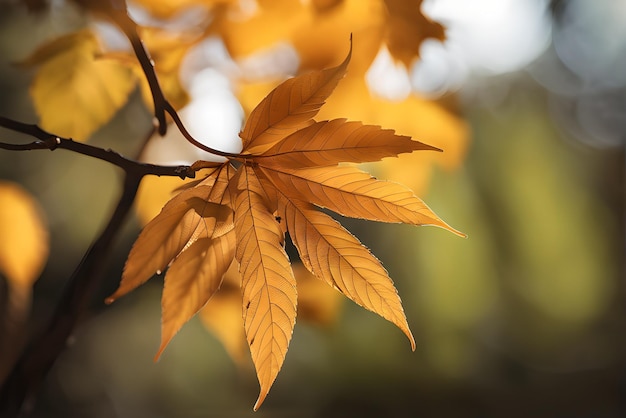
[0,0,624,417]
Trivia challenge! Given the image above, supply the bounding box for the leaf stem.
[163,102,243,160]
[109,11,244,160]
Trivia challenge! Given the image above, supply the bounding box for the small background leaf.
[26,29,137,141]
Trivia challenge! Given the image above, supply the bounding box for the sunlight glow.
[412,0,552,95]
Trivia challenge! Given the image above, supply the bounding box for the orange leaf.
[239,42,352,154]
[257,118,440,168]
[261,165,464,236]
[278,196,415,350]
[114,30,466,409]
[384,0,446,67]
[232,166,297,410]
[156,231,236,360]
[107,181,232,302]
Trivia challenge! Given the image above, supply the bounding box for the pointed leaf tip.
[402,322,416,352]
[154,346,165,363]
[253,392,267,411]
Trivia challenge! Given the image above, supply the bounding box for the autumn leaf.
[239,42,351,153]
[233,166,297,410]
[278,195,415,348]
[198,263,248,364]
[197,261,341,367]
[218,0,468,195]
[157,230,236,360]
[110,43,462,410]
[22,29,136,141]
[257,118,441,168]
[107,165,232,302]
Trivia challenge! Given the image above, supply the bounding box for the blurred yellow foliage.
[0,181,49,287]
[0,181,49,381]
[24,29,136,141]
[217,0,468,193]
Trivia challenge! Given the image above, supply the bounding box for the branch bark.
[0,116,194,179]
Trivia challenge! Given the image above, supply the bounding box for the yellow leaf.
[134,164,224,226]
[0,181,48,287]
[261,165,464,236]
[233,166,296,410]
[277,196,414,349]
[26,29,136,141]
[156,231,236,359]
[239,42,351,154]
[115,38,465,409]
[258,118,440,168]
[198,261,341,366]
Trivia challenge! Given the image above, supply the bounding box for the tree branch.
[0,116,195,179]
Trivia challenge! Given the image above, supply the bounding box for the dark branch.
[0,173,143,417]
[109,11,169,136]
[0,116,195,179]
